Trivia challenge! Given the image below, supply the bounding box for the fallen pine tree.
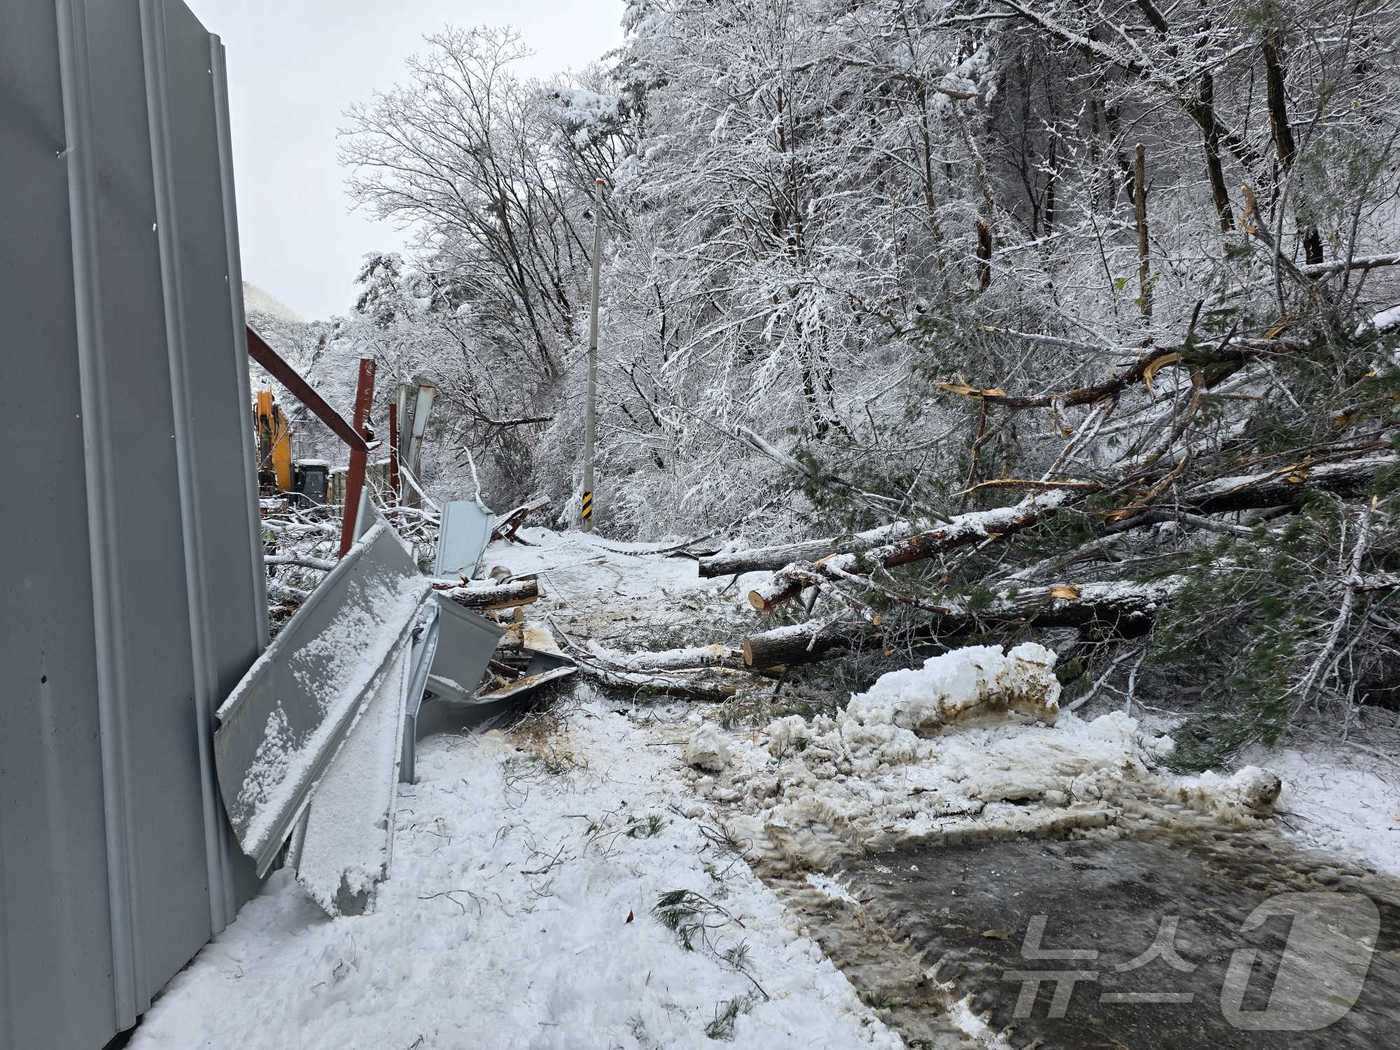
[678,294,1400,767]
[745,491,1073,612]
[743,452,1398,615]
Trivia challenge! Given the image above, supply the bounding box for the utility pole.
[582,177,605,532]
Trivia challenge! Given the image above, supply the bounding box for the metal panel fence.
[0,2,266,1047]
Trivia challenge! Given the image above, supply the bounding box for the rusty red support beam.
[339,358,377,556]
[247,325,369,455]
[387,401,401,502]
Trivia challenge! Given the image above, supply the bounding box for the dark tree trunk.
[1263,32,1324,265]
[1191,71,1236,232]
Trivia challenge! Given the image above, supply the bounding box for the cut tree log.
[697,518,929,577]
[438,578,541,611]
[741,577,1185,668]
[584,641,748,673]
[573,663,750,701]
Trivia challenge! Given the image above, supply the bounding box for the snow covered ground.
[131,697,900,1049]
[1246,737,1400,877]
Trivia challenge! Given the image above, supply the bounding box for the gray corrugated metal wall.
[0,2,266,1047]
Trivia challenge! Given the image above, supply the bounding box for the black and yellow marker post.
[581,489,594,525]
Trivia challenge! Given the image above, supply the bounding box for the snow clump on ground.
[691,644,1281,870]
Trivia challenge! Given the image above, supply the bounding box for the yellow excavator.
[253,388,294,493]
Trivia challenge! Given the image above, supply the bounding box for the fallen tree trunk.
[265,553,337,571]
[267,579,311,603]
[584,641,747,673]
[439,578,541,611]
[572,663,748,701]
[933,334,1260,411]
[742,577,1184,668]
[749,491,1072,612]
[1351,572,1400,593]
[697,518,928,577]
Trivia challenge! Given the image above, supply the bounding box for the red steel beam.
[246,325,369,455]
[338,358,377,556]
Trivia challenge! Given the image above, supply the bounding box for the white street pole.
[582,177,605,532]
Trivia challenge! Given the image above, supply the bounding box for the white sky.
[186,0,625,320]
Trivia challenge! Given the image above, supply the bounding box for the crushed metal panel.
[476,620,577,703]
[297,638,413,916]
[214,523,431,876]
[430,592,506,693]
[403,596,505,760]
[412,661,575,743]
[400,605,443,784]
[434,498,494,579]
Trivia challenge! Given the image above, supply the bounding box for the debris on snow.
[215,522,432,874]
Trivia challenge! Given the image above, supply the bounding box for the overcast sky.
[185,0,625,321]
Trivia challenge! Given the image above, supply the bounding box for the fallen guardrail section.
[216,509,576,916]
[214,522,430,881]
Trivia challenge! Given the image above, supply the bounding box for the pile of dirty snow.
[687,644,1278,869]
[846,642,1060,732]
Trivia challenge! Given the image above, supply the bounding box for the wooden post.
[1134,143,1152,324]
[387,401,400,502]
[338,358,376,557]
